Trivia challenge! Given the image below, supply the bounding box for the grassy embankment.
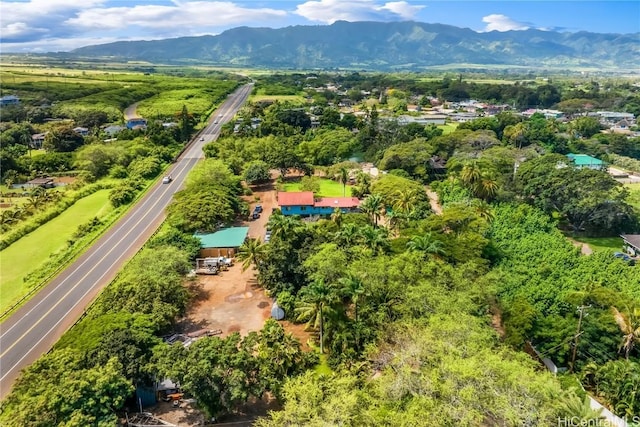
[0,190,112,314]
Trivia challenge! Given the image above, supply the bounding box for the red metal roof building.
[315,197,360,208]
[277,191,315,206]
[277,191,360,216]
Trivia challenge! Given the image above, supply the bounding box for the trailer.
[195,257,220,274]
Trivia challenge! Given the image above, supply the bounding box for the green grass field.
[0,190,113,313]
[439,123,459,134]
[250,94,307,103]
[625,183,640,210]
[571,236,623,253]
[283,178,352,197]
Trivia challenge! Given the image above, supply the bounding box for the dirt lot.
[149,181,310,426]
[175,182,277,338]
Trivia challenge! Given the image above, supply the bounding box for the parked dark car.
[614,252,633,262]
[255,204,263,213]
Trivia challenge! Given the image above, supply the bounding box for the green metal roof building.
[567,153,605,170]
[196,227,250,248]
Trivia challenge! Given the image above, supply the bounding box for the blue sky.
[0,0,638,52]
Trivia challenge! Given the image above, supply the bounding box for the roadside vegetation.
[0,65,243,316]
[1,67,639,425]
[0,189,112,312]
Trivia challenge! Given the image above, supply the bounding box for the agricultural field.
[0,190,113,313]
[0,65,243,121]
[250,94,307,103]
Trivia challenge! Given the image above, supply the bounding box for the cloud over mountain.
[295,0,424,23]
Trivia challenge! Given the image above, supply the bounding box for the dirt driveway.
[176,182,278,338]
[150,180,313,426]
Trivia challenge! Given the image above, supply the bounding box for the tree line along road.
[0,83,254,399]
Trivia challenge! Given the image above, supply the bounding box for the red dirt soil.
[150,180,311,426]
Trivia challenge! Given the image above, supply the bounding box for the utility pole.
[570,305,589,373]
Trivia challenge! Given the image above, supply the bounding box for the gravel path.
[123,101,141,120]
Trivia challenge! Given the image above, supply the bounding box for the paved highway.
[0,83,253,399]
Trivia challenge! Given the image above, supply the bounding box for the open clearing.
[176,181,310,342]
[569,236,623,253]
[155,181,311,426]
[282,178,352,197]
[0,190,113,312]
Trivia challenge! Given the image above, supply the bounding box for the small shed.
[25,177,54,188]
[195,227,249,258]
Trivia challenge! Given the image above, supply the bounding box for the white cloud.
[0,0,288,51]
[1,36,123,53]
[0,0,106,42]
[381,1,424,20]
[66,1,287,31]
[295,0,423,24]
[481,14,530,32]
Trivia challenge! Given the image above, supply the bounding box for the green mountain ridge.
[68,21,640,70]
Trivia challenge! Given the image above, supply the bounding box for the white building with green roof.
[195,227,249,258]
[567,153,605,170]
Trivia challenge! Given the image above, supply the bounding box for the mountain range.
[69,21,640,71]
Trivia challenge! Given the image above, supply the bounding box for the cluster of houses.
[300,81,639,135]
[192,192,359,262]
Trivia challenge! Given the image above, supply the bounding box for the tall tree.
[267,211,303,241]
[406,233,446,258]
[611,306,640,359]
[179,104,194,142]
[360,194,384,227]
[237,238,267,272]
[295,279,338,354]
[339,275,365,323]
[338,167,349,197]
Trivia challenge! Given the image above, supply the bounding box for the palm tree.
[557,392,605,422]
[393,188,418,216]
[360,194,384,227]
[353,171,371,197]
[460,160,482,189]
[337,167,349,197]
[385,210,404,236]
[295,279,338,354]
[476,172,499,201]
[330,207,343,227]
[335,222,359,247]
[471,199,494,223]
[4,177,14,205]
[0,208,23,231]
[358,225,389,254]
[406,233,446,258]
[339,275,365,322]
[611,306,640,359]
[236,238,267,272]
[267,212,302,241]
[26,194,43,213]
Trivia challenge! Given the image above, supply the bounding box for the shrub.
[128,156,162,180]
[109,181,138,207]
